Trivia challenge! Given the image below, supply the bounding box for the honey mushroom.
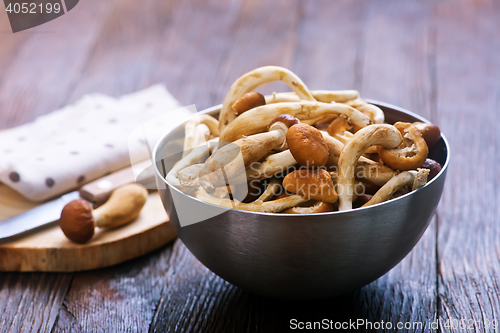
[283,169,338,204]
[198,115,300,189]
[219,66,316,132]
[337,124,403,211]
[377,122,429,171]
[361,168,430,208]
[59,184,149,243]
[219,101,371,143]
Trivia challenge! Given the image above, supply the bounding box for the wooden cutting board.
[0,184,177,272]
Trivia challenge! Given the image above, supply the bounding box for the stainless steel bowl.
[152,101,449,300]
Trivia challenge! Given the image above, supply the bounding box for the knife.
[0,160,157,240]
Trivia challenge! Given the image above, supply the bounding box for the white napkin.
[0,85,192,202]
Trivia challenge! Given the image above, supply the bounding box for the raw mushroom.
[361,168,430,208]
[378,122,428,171]
[195,186,308,213]
[337,124,403,211]
[231,92,266,116]
[219,66,316,132]
[220,101,371,143]
[199,115,300,189]
[59,184,149,243]
[183,114,219,157]
[286,123,329,167]
[282,169,338,204]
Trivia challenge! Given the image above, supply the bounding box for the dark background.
[0,0,499,332]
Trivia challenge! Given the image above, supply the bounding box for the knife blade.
[0,160,157,240]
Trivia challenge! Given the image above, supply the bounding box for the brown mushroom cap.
[286,123,329,167]
[413,122,441,149]
[267,114,300,131]
[422,158,442,181]
[231,92,266,116]
[59,199,95,243]
[283,168,338,203]
[377,122,428,171]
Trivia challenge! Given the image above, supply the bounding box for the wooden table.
[0,0,498,331]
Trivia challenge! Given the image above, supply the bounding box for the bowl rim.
[152,100,450,216]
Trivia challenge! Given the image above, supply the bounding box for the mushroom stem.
[361,168,429,208]
[93,184,148,229]
[195,186,308,213]
[246,150,297,181]
[254,178,282,203]
[219,66,315,132]
[337,124,403,211]
[182,115,219,157]
[220,101,371,143]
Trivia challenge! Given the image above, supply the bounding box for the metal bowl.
[152,101,449,300]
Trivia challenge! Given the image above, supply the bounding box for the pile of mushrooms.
[166,66,443,214]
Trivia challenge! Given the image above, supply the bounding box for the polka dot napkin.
[0,85,188,202]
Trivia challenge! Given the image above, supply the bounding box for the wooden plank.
[0,0,118,129]
[0,1,120,332]
[434,0,500,331]
[51,247,174,333]
[0,273,72,333]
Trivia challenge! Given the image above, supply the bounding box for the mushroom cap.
[422,158,442,181]
[283,168,338,203]
[377,122,428,171]
[268,114,300,131]
[286,123,329,167]
[59,199,95,243]
[231,92,266,116]
[413,122,441,149]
